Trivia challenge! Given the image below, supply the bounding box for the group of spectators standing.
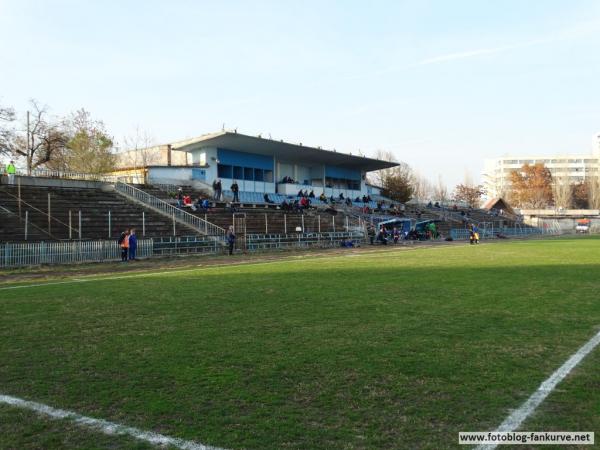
[118,229,138,262]
[367,225,404,245]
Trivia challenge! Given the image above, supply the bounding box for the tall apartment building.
[483,149,600,199]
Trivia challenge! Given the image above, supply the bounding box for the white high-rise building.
[483,153,600,199]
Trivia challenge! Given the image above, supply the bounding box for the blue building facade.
[146,131,396,200]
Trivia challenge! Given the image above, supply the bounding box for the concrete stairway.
[0,185,200,241]
[0,208,53,242]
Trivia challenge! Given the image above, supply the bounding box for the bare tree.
[586,176,600,209]
[121,126,158,168]
[0,104,16,157]
[5,100,68,174]
[413,172,432,204]
[552,171,572,209]
[433,174,449,205]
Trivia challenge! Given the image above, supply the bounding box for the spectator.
[427,201,433,208]
[367,225,376,245]
[377,226,388,245]
[428,222,437,239]
[231,180,239,202]
[308,190,315,198]
[319,192,327,203]
[362,195,368,203]
[339,193,344,200]
[393,227,400,244]
[329,195,335,204]
[345,197,352,206]
[298,189,304,197]
[6,160,16,185]
[354,196,361,203]
[183,195,192,207]
[128,228,138,261]
[226,225,236,255]
[176,188,184,208]
[196,198,210,211]
[300,196,310,210]
[264,193,273,203]
[213,179,222,201]
[280,199,290,211]
[118,230,129,262]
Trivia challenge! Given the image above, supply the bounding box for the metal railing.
[114,181,226,240]
[450,227,548,240]
[0,189,78,239]
[0,231,368,268]
[246,231,365,251]
[10,168,123,182]
[0,239,153,268]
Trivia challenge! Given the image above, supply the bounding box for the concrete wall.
[1,175,110,190]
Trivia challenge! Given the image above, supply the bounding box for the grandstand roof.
[170,131,398,172]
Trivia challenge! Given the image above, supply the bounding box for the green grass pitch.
[0,238,599,449]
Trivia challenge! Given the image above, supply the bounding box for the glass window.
[264,170,273,183]
[254,168,264,181]
[217,164,232,178]
[244,167,254,181]
[233,166,243,180]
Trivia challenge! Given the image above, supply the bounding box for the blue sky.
[1,0,599,187]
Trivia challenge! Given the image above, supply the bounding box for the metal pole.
[265,213,268,234]
[345,216,349,231]
[78,210,82,240]
[333,216,336,232]
[301,214,304,233]
[17,177,21,218]
[47,193,51,235]
[24,210,28,240]
[142,211,146,237]
[318,215,321,233]
[26,111,30,175]
[108,210,111,238]
[172,212,176,236]
[284,214,287,234]
[68,210,72,240]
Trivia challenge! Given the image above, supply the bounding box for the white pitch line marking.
[0,394,226,450]
[475,329,600,450]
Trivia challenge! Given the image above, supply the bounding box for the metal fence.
[246,232,365,251]
[450,226,548,240]
[0,231,366,268]
[0,239,153,268]
[114,182,226,239]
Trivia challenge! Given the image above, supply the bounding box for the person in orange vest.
[118,229,130,262]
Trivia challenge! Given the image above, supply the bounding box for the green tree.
[60,109,116,173]
[370,150,415,203]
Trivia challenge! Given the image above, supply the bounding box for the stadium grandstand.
[0,131,545,268]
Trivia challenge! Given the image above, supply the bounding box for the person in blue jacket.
[128,228,138,260]
[226,225,236,255]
